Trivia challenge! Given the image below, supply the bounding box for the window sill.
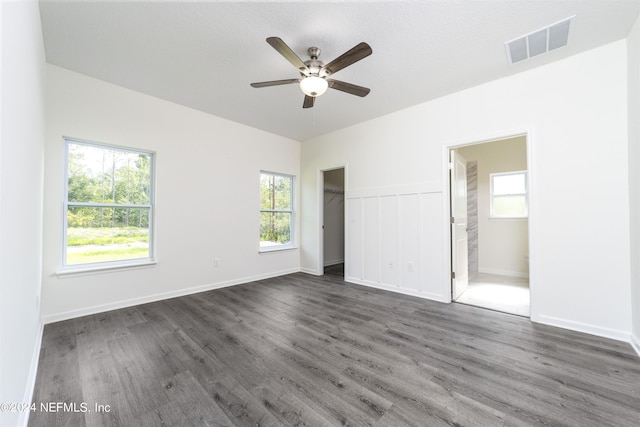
[56,260,157,278]
[259,245,298,254]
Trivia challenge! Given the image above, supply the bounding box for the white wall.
[628,15,640,355]
[42,66,300,322]
[301,40,631,341]
[457,137,529,278]
[0,1,46,426]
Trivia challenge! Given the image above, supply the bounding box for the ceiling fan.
[250,37,372,109]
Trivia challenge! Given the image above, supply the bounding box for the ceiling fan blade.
[321,42,372,76]
[266,37,310,75]
[327,79,370,97]
[303,95,315,109]
[250,79,300,88]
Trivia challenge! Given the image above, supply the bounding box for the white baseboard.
[42,268,300,324]
[345,276,449,303]
[631,332,640,358]
[478,267,529,279]
[18,321,44,427]
[323,259,344,267]
[535,314,631,342]
[300,267,322,276]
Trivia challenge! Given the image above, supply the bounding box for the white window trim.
[489,170,528,219]
[259,171,296,253]
[56,260,157,278]
[60,137,156,273]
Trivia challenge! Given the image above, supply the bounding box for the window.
[260,172,294,251]
[63,138,155,269]
[490,171,528,218]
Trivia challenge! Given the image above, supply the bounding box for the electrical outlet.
[388,262,393,269]
[407,262,414,272]
[214,258,220,267]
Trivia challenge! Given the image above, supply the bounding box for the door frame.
[317,164,347,275]
[442,130,537,321]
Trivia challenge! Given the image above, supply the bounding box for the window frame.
[61,137,156,272]
[259,171,296,253]
[489,170,528,219]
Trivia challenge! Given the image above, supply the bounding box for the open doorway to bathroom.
[450,135,530,317]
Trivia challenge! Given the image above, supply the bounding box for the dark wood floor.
[30,272,640,426]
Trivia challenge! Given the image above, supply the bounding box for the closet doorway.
[321,168,345,278]
[450,135,530,317]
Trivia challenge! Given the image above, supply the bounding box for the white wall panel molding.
[346,181,441,199]
[345,187,446,302]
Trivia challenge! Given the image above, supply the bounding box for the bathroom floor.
[455,272,530,317]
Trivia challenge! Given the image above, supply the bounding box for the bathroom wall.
[457,136,528,277]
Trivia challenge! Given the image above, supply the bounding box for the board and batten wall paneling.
[362,197,380,283]
[400,194,419,291]
[346,197,363,279]
[421,192,446,299]
[380,195,399,286]
[346,185,445,301]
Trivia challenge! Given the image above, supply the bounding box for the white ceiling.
[39,0,640,141]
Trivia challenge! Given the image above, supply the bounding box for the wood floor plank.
[162,371,235,426]
[77,353,135,427]
[106,334,171,415]
[30,271,640,426]
[251,385,330,426]
[138,400,195,427]
[207,374,283,426]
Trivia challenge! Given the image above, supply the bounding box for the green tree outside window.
[260,172,293,248]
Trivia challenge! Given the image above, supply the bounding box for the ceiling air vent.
[505,16,574,64]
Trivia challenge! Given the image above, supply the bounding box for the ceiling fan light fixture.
[299,76,328,97]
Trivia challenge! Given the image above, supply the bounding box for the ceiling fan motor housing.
[307,47,321,59]
[305,47,327,76]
